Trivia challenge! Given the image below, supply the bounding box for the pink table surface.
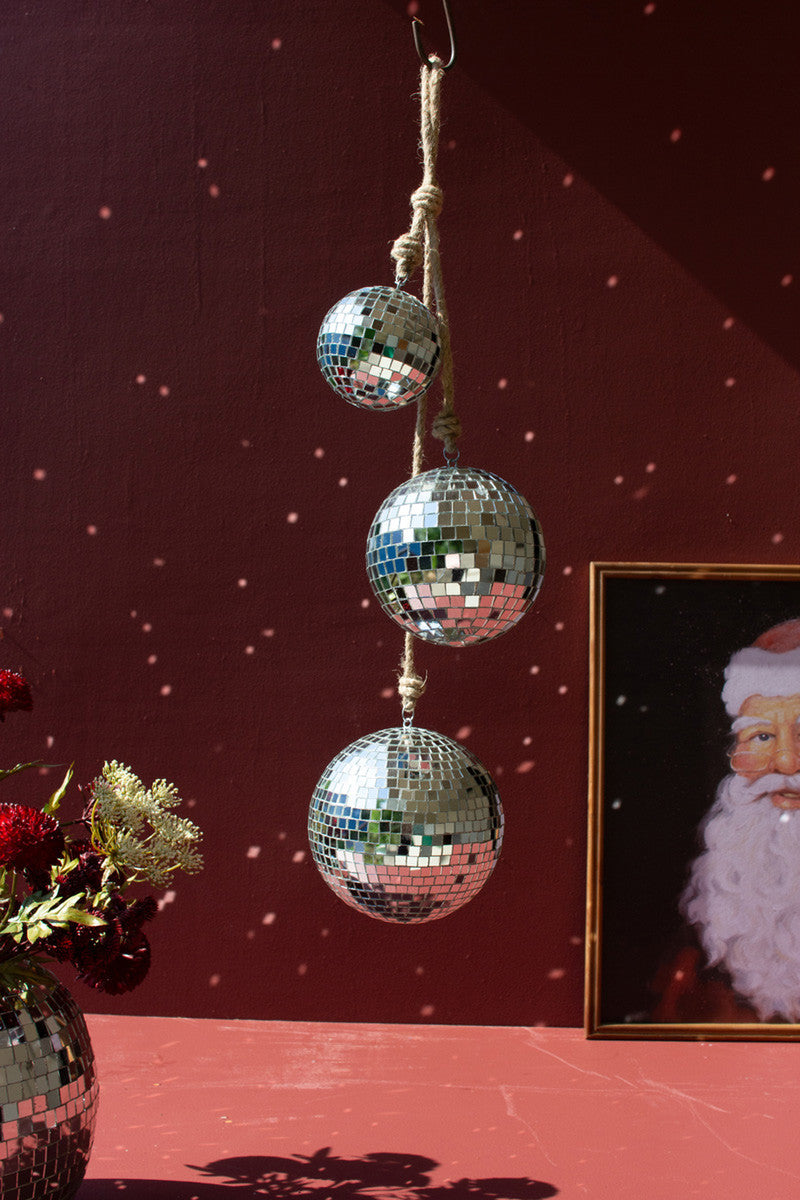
[78,1016,800,1199]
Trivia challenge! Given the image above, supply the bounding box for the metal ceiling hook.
[412,0,457,71]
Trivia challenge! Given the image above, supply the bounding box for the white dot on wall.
[772,532,784,545]
[380,686,394,699]
[646,462,656,473]
[142,622,152,632]
[2,608,13,619]
[523,735,532,746]
[614,474,624,485]
[516,760,535,774]
[33,468,47,481]
[297,963,308,976]
[209,184,220,198]
[606,274,619,288]
[524,430,535,442]
[338,477,348,487]
[669,128,682,143]
[158,890,177,911]
[271,37,282,50]
[238,579,248,588]
[513,229,524,241]
[46,736,54,749]
[262,628,275,638]
[292,850,306,864]
[160,684,172,696]
[497,378,508,390]
[314,447,325,458]
[158,385,170,398]
[209,974,221,987]
[456,725,472,740]
[287,512,299,524]
[247,846,261,859]
[136,374,146,385]
[360,598,370,609]
[147,655,157,665]
[554,621,564,631]
[558,685,568,695]
[762,166,776,181]
[726,473,738,485]
[86,525,97,536]
[245,645,255,655]
[548,967,566,981]
[611,798,622,810]
[723,316,735,329]
[782,274,794,287]
[562,173,574,187]
[153,557,165,567]
[616,695,627,706]
[644,2,656,12]
[263,912,276,925]
[420,1004,435,1018]
[530,665,540,675]
[241,438,251,449]
[563,565,573,576]
[99,206,112,219]
[197,157,208,168]
[725,377,736,388]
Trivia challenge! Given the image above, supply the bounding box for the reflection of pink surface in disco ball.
[366,466,545,645]
[308,727,503,924]
[316,286,440,410]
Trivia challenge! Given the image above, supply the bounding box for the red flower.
[46,893,157,995]
[0,671,32,721]
[0,804,64,876]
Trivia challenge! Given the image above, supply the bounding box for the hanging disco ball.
[317,285,440,410]
[309,726,503,924]
[366,465,545,646]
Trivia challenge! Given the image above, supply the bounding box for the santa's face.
[729,693,800,809]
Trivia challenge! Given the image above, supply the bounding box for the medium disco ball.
[317,285,440,410]
[309,726,503,924]
[366,465,545,646]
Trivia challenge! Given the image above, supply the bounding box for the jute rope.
[391,57,460,722]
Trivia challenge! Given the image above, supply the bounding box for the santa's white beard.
[680,772,800,1021]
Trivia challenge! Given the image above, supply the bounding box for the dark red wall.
[4,0,800,1024]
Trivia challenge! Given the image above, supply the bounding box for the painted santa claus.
[656,618,800,1023]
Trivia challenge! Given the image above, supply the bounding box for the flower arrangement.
[0,669,202,996]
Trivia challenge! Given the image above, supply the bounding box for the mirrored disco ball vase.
[317,285,440,410]
[366,465,545,646]
[309,726,503,923]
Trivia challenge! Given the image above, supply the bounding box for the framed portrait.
[586,562,800,1040]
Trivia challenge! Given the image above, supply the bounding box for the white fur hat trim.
[722,646,800,717]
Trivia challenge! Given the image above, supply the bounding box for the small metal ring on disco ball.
[317,285,441,410]
[309,726,503,924]
[366,465,545,646]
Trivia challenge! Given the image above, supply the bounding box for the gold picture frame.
[586,561,800,1040]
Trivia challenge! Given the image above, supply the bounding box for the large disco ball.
[366,465,545,646]
[309,726,503,924]
[317,285,440,410]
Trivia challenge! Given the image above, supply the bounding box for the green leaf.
[0,761,44,782]
[43,764,74,816]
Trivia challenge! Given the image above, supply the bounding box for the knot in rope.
[398,669,427,708]
[411,182,444,220]
[431,410,461,446]
[390,231,424,283]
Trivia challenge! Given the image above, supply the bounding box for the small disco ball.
[366,465,545,646]
[309,726,503,924]
[317,285,440,410]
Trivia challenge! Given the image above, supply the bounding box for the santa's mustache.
[737,772,800,803]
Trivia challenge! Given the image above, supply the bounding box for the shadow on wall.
[78,1147,559,1198]
[382,0,800,372]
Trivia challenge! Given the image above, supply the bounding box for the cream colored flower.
[91,761,202,887]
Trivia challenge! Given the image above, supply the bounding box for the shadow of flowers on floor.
[79,1145,559,1198]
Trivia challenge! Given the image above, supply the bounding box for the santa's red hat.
[722,618,800,717]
